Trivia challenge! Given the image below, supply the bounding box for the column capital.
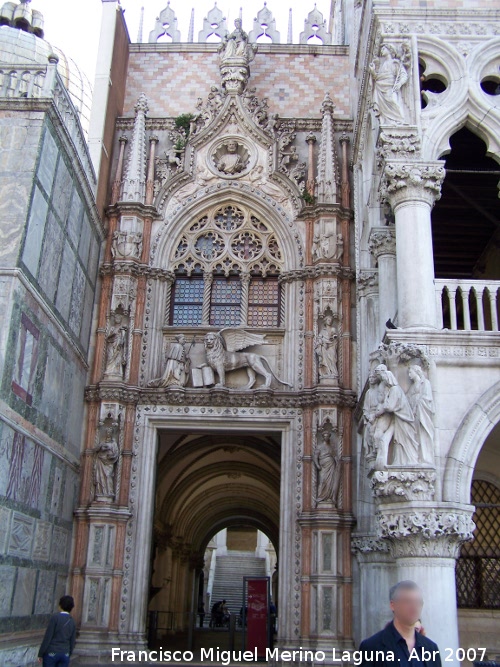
[380,160,446,210]
[368,226,396,259]
[376,503,475,558]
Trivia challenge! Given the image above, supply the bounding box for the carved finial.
[137,6,144,43]
[287,8,293,43]
[188,8,194,42]
[300,5,332,44]
[122,94,149,203]
[316,91,339,204]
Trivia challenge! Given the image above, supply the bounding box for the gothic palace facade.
[0,0,499,665]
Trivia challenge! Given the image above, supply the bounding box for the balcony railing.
[435,279,500,331]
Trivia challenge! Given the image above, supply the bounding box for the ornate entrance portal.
[149,428,281,639]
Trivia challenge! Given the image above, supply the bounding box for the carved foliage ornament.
[380,162,446,207]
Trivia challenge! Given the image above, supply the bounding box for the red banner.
[246,578,268,658]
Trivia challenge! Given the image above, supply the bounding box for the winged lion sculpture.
[203,328,292,390]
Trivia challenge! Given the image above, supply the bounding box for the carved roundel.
[208,136,255,179]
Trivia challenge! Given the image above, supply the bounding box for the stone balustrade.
[0,66,47,98]
[435,279,500,331]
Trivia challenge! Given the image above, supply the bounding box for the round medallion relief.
[208,137,254,179]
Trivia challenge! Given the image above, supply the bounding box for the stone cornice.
[84,384,358,409]
[279,265,356,283]
[129,43,349,56]
[106,201,162,220]
[115,116,354,134]
[100,263,175,282]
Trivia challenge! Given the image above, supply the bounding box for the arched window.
[168,204,283,328]
[456,479,500,609]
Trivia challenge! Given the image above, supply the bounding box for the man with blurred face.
[358,581,441,667]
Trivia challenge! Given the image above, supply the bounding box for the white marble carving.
[370,363,419,469]
[103,309,128,380]
[93,425,120,501]
[212,139,250,175]
[217,18,257,94]
[369,42,411,125]
[111,230,143,259]
[147,334,191,388]
[203,329,291,389]
[407,365,435,466]
[315,313,339,383]
[313,421,342,507]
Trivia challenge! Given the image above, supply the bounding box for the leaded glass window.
[210,276,242,327]
[171,277,204,326]
[248,276,280,327]
[168,203,285,328]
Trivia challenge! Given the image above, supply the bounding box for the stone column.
[351,536,395,642]
[368,227,397,336]
[111,136,127,205]
[381,162,445,329]
[377,503,475,667]
[145,134,158,206]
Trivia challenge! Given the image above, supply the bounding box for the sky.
[33,0,332,84]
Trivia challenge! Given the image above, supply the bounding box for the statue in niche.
[369,42,410,125]
[104,309,128,379]
[218,18,255,63]
[315,313,339,381]
[248,165,288,203]
[371,364,419,469]
[313,422,342,507]
[93,426,120,499]
[147,334,191,388]
[362,370,380,460]
[203,329,292,390]
[214,140,247,175]
[407,365,435,465]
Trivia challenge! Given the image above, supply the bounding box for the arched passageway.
[147,430,281,649]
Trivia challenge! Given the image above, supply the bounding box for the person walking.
[38,595,76,667]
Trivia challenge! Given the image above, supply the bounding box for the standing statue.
[313,427,342,507]
[369,42,410,125]
[362,370,380,460]
[93,427,120,499]
[371,364,419,469]
[218,18,254,62]
[147,334,190,388]
[217,18,257,94]
[315,314,339,380]
[104,310,128,379]
[407,365,435,465]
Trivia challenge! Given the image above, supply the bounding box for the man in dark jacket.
[38,595,76,667]
[359,581,441,667]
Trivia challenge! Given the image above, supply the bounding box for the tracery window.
[169,204,283,328]
[456,479,500,609]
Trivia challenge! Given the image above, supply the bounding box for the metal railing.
[435,279,500,331]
